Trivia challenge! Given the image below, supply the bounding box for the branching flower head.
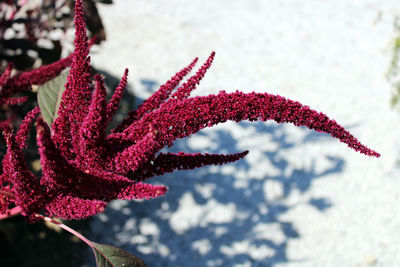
[0,0,379,221]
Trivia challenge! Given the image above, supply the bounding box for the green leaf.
[37,70,69,129]
[91,242,147,267]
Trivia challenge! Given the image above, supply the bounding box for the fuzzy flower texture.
[0,0,379,221]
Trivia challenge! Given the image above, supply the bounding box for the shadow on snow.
[88,75,345,267]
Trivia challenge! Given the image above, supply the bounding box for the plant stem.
[34,214,114,263]
[0,206,22,220]
[34,214,95,249]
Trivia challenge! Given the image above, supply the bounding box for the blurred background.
[2,0,400,266]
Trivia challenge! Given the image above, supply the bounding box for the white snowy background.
[87,0,400,266]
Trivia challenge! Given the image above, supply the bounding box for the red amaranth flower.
[0,0,379,221]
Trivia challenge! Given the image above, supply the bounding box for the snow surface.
[88,0,400,266]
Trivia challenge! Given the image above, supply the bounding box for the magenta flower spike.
[0,120,11,130]
[52,0,91,159]
[36,117,166,219]
[113,56,199,133]
[106,68,129,122]
[2,126,45,220]
[115,91,380,158]
[8,54,73,91]
[169,51,215,101]
[0,54,72,137]
[0,63,14,100]
[132,151,249,180]
[15,106,41,150]
[137,57,199,117]
[0,55,73,106]
[0,0,379,222]
[3,96,28,106]
[44,195,107,220]
[0,63,13,87]
[0,172,12,215]
[78,74,108,168]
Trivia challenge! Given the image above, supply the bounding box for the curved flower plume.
[0,0,379,221]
